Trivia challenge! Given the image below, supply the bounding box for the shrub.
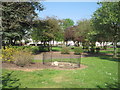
[22,48,32,53]
[96,47,100,53]
[61,47,70,54]
[70,46,74,49]
[2,47,16,63]
[11,46,48,54]
[74,47,83,55]
[11,46,25,50]
[30,46,39,54]
[38,46,49,52]
[13,51,33,67]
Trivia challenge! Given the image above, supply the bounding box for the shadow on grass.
[100,50,114,54]
[96,82,120,90]
[99,55,119,62]
[83,52,119,62]
[2,71,21,89]
[52,49,60,52]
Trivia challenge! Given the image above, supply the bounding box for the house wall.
[22,38,119,47]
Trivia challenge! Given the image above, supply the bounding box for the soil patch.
[2,62,87,71]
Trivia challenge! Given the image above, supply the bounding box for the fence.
[42,52,81,68]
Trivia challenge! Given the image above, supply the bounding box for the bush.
[11,46,25,50]
[10,46,50,54]
[38,46,49,52]
[70,46,74,49]
[13,51,33,67]
[96,47,100,53]
[30,46,39,54]
[12,46,39,54]
[74,47,83,55]
[2,47,16,63]
[61,47,70,54]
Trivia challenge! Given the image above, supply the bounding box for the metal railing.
[43,52,81,68]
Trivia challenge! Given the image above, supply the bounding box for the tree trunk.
[77,41,80,46]
[53,39,54,46]
[50,41,52,51]
[48,42,50,51]
[113,39,117,58]
[0,35,2,49]
[43,41,46,47]
[9,38,14,46]
[66,41,68,46]
[2,41,5,49]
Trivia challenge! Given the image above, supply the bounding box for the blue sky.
[37,2,100,25]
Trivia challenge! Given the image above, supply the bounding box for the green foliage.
[38,46,49,52]
[2,2,44,45]
[61,47,70,54]
[13,50,33,67]
[92,2,120,57]
[31,17,62,45]
[11,46,32,53]
[76,19,94,43]
[74,47,83,55]
[30,46,49,54]
[96,47,100,53]
[30,46,39,54]
[62,18,74,29]
[2,47,16,62]
[2,71,21,89]
[11,46,49,54]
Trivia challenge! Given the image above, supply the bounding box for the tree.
[76,19,94,48]
[2,2,44,46]
[45,17,63,42]
[60,18,74,45]
[63,19,94,47]
[31,17,62,50]
[61,18,74,30]
[64,26,76,46]
[92,2,120,57]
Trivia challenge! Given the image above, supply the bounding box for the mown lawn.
[52,46,74,52]
[52,46,62,51]
[100,48,119,54]
[2,55,119,88]
[52,46,120,54]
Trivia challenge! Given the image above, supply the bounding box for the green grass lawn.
[100,48,119,54]
[2,55,119,88]
[52,46,74,52]
[52,46,120,54]
[52,46,62,51]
